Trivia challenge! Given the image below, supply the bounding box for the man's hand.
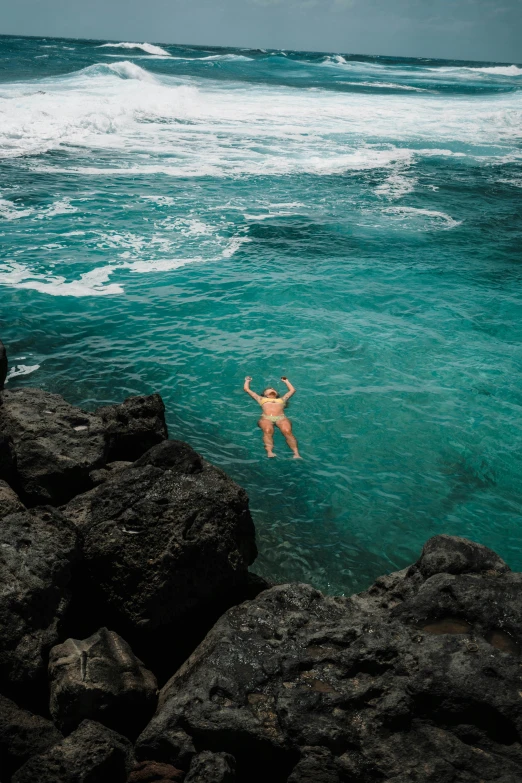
[245,376,252,383]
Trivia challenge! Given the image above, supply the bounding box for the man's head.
[263,388,278,398]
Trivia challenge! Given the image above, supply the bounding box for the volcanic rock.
[137,535,522,783]
[49,627,157,737]
[0,693,63,780]
[63,452,256,631]
[185,751,236,783]
[0,340,7,390]
[12,719,134,783]
[134,440,202,474]
[128,760,185,782]
[97,394,168,462]
[0,506,78,697]
[0,388,106,505]
[0,479,25,519]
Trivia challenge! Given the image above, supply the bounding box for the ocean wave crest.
[98,42,170,56]
[86,61,157,82]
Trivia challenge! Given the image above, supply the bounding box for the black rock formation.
[63,445,257,632]
[0,389,168,506]
[12,719,134,783]
[0,693,62,780]
[0,388,106,506]
[0,506,79,700]
[0,480,25,519]
[185,751,236,783]
[97,393,168,462]
[137,535,522,783]
[128,760,185,782]
[49,627,158,738]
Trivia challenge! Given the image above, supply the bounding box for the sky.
[1,0,521,62]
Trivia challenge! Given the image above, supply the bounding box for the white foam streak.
[0,261,123,297]
[383,206,462,229]
[6,364,40,382]
[98,42,170,56]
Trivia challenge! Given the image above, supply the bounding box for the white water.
[98,42,171,56]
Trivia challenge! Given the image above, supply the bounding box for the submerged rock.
[0,340,7,390]
[0,507,79,696]
[49,627,157,737]
[0,693,63,780]
[0,388,106,506]
[97,394,168,462]
[137,535,522,783]
[64,443,257,631]
[12,719,134,783]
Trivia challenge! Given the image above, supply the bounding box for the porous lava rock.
[0,388,107,506]
[185,751,236,783]
[137,535,522,783]
[0,479,25,519]
[0,507,79,695]
[0,693,63,780]
[63,443,257,631]
[12,719,134,783]
[128,760,185,782]
[97,394,168,462]
[49,627,157,737]
[0,340,7,390]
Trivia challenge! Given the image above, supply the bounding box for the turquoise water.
[1,35,522,593]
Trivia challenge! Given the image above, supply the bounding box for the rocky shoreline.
[1,341,521,782]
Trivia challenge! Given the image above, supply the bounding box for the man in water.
[244,376,301,459]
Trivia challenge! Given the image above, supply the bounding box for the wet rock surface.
[0,693,62,780]
[49,627,157,737]
[64,451,257,631]
[137,536,522,783]
[0,506,79,697]
[12,719,134,783]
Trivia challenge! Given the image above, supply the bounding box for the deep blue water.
[1,34,522,593]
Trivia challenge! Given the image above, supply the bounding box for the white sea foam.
[375,172,417,200]
[6,364,40,382]
[0,261,123,296]
[383,206,462,229]
[339,81,430,92]
[432,64,522,77]
[197,54,253,62]
[469,65,522,76]
[38,198,78,218]
[0,197,33,220]
[98,42,170,56]
[0,59,520,176]
[222,237,251,257]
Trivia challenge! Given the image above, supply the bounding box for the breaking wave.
[98,42,170,56]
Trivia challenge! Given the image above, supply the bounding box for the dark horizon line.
[0,30,520,69]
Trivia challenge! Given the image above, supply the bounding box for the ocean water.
[1,35,522,593]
